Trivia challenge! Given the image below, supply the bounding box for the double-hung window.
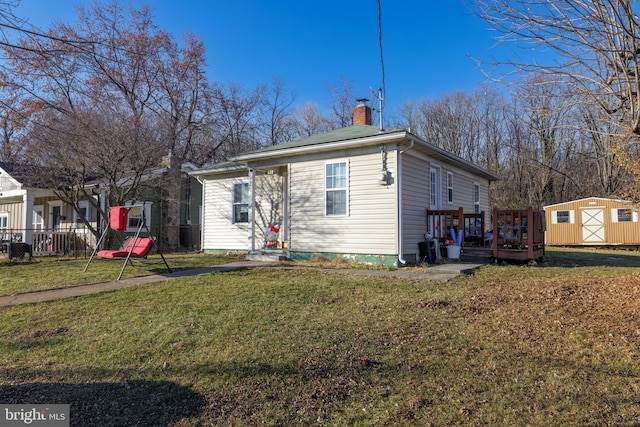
[32,206,44,231]
[233,182,249,223]
[473,183,480,214]
[325,161,348,216]
[447,172,454,204]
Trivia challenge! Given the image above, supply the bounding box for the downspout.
[195,175,206,252]
[397,139,414,266]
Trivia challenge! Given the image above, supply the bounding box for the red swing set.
[84,206,172,280]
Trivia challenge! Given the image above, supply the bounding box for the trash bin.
[9,242,32,260]
[180,225,193,247]
[418,240,436,264]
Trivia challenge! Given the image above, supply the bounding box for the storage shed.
[543,197,640,246]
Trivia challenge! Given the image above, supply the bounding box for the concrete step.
[247,250,290,262]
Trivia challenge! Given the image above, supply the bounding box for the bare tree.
[291,102,331,138]
[471,0,640,199]
[471,0,640,136]
[260,78,297,146]
[0,87,41,163]
[0,1,200,241]
[327,75,355,129]
[208,82,265,161]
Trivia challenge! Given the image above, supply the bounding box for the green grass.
[1,248,640,425]
[0,253,246,296]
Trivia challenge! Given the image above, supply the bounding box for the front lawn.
[0,253,246,296]
[1,248,640,425]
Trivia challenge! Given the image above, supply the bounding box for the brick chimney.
[353,98,372,125]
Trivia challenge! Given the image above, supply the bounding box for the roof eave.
[409,134,501,182]
[233,130,408,164]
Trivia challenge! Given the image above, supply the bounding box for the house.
[0,160,202,255]
[191,102,500,267]
[544,197,640,246]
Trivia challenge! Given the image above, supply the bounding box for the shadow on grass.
[0,380,207,426]
[539,248,640,268]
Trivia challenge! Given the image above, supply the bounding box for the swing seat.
[97,237,154,259]
[85,206,171,281]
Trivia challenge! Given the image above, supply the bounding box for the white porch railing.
[1,228,95,257]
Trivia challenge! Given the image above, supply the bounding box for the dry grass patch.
[1,248,640,425]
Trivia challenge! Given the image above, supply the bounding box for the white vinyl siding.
[202,177,248,250]
[289,149,397,255]
[201,173,284,251]
[402,155,431,258]
[0,201,22,233]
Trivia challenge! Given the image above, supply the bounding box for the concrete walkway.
[0,261,485,307]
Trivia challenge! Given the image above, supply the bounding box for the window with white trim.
[430,168,439,209]
[0,212,8,239]
[325,161,348,216]
[232,182,249,223]
[473,183,480,214]
[551,210,574,224]
[447,172,454,204]
[74,201,89,229]
[612,208,637,223]
[32,206,44,231]
[125,203,151,231]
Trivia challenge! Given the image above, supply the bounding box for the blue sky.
[14,0,512,115]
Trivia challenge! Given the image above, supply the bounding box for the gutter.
[397,138,415,266]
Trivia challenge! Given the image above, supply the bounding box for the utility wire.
[378,0,386,101]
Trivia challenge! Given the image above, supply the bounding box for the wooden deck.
[426,207,546,262]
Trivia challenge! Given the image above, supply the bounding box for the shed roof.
[543,197,634,209]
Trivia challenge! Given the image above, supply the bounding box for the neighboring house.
[544,197,640,246]
[191,102,500,267]
[0,160,202,255]
[0,162,103,255]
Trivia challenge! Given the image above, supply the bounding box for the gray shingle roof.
[239,125,399,156]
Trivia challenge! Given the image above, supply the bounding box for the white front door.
[581,208,605,243]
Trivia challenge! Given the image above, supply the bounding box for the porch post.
[23,193,34,246]
[248,168,256,252]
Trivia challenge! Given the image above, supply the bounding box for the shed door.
[581,208,605,243]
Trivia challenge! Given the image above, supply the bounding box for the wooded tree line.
[391,79,632,209]
[0,0,638,216]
